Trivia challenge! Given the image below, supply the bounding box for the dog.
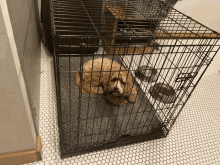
[75,58,137,106]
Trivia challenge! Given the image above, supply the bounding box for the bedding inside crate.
[58,52,163,151]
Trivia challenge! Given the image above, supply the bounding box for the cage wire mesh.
[50,0,220,158]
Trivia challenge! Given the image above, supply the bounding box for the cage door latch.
[175,73,195,82]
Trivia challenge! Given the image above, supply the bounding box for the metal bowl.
[149,83,177,104]
[135,66,159,82]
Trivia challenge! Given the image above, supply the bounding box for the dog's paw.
[108,95,128,106]
[117,99,128,106]
[128,94,138,103]
[113,99,127,106]
[98,87,104,94]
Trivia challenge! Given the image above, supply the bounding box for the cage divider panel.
[50,0,220,158]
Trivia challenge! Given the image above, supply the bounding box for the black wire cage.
[49,0,220,158]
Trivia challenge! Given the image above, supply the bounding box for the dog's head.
[103,71,132,96]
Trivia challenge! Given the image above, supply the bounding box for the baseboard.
[0,136,42,165]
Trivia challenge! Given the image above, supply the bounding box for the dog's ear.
[124,72,138,102]
[100,72,107,84]
[121,76,126,84]
[124,73,132,91]
[124,72,135,94]
[102,77,110,94]
[119,71,127,83]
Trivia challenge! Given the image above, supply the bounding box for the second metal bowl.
[149,83,177,104]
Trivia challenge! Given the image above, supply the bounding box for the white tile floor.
[24,42,220,165]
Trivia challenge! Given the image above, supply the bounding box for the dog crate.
[49,0,220,158]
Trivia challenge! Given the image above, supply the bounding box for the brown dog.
[75,58,137,106]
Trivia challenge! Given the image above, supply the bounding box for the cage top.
[50,0,220,41]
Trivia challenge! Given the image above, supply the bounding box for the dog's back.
[75,58,126,89]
